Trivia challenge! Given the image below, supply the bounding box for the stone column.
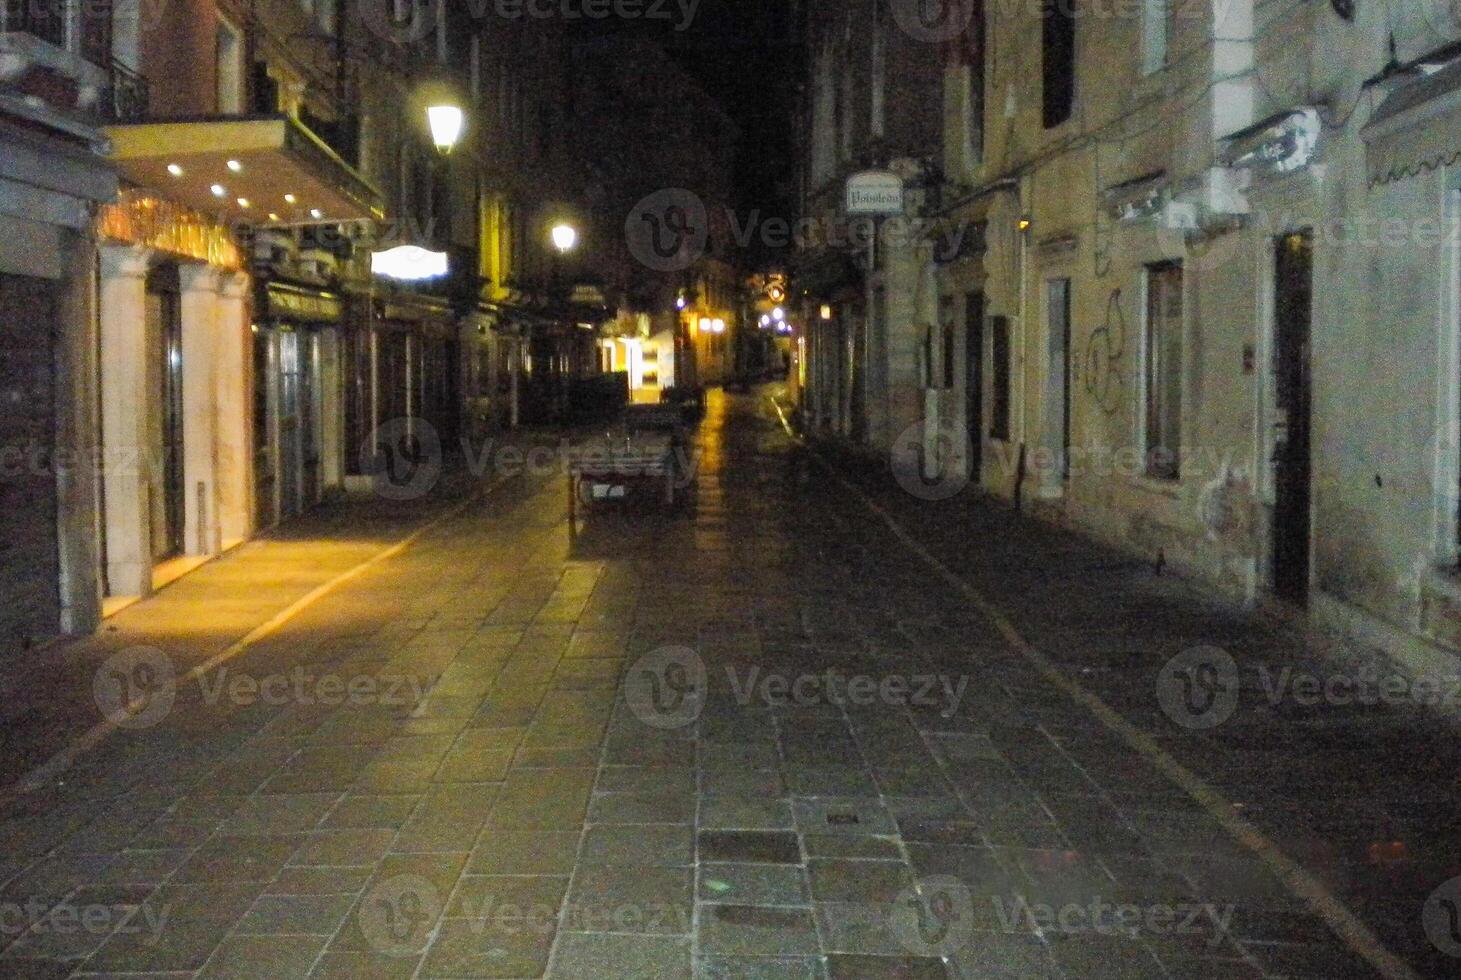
[99,245,153,597]
[55,230,102,633]
[179,265,221,556]
[214,271,251,547]
[317,327,343,491]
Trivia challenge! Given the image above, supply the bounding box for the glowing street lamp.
[427,103,464,154]
[551,223,578,253]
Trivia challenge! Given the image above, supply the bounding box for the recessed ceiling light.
[226,159,242,172]
[309,208,323,219]
[236,198,250,208]
[284,193,297,204]
[210,184,226,197]
[166,163,184,177]
[268,212,280,222]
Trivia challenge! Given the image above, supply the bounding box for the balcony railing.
[2,0,67,49]
[2,0,112,63]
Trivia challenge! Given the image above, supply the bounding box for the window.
[250,61,278,115]
[6,0,66,47]
[1141,0,1169,76]
[1042,0,1076,128]
[216,18,245,115]
[80,0,113,67]
[1144,261,1184,479]
[990,315,1011,440]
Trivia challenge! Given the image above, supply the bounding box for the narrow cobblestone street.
[2,387,1459,979]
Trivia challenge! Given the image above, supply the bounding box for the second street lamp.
[551,223,578,253]
[427,104,464,154]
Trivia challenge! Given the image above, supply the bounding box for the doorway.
[965,290,984,480]
[1272,231,1313,605]
[146,269,184,560]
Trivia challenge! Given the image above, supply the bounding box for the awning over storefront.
[104,114,383,225]
[1364,60,1461,185]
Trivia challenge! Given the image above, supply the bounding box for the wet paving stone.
[549,933,692,979]
[699,905,820,956]
[700,796,796,831]
[806,860,912,905]
[695,955,824,979]
[566,865,693,934]
[581,825,694,866]
[699,831,803,865]
[699,863,809,906]
[824,954,950,979]
[468,830,582,876]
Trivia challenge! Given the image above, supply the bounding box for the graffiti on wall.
[1083,288,1127,417]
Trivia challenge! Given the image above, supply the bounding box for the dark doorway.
[1273,231,1313,606]
[146,268,184,560]
[965,290,984,480]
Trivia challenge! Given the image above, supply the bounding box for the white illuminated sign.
[371,245,449,281]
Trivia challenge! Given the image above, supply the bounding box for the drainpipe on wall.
[1016,175,1030,496]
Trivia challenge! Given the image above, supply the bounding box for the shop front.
[95,192,249,604]
[93,110,381,595]
[252,281,345,526]
[340,291,459,488]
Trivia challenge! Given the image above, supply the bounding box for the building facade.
[795,0,944,451]
[0,0,491,645]
[0,1,117,641]
[794,1,1461,671]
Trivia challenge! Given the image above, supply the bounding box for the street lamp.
[551,223,578,253]
[427,103,464,154]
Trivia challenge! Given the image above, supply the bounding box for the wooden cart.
[566,406,692,527]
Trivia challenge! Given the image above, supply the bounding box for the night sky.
[565,0,803,268]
